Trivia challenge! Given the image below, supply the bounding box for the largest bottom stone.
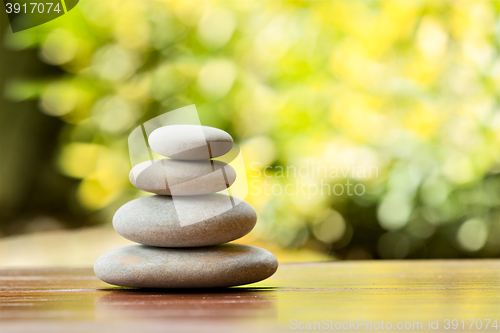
[94,244,278,288]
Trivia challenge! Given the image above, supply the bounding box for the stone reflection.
[95,288,277,319]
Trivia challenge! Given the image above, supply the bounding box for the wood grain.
[0,260,499,332]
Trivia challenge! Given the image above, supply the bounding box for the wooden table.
[1,260,499,332]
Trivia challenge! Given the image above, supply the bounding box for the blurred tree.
[0,15,87,235]
[1,0,499,259]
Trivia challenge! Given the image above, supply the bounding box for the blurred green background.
[1,0,499,264]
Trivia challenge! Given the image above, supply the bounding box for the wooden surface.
[0,260,499,333]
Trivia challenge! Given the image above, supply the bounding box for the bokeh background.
[1,0,500,266]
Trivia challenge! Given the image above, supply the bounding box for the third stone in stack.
[94,125,278,288]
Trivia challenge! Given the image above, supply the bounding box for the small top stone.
[148,125,233,160]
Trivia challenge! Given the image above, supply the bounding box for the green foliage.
[4,0,500,258]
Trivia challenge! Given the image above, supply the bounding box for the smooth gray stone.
[129,159,236,196]
[94,244,278,288]
[113,194,257,247]
[148,125,233,160]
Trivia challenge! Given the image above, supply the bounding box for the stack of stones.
[94,125,278,288]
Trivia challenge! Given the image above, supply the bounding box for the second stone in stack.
[94,125,278,288]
